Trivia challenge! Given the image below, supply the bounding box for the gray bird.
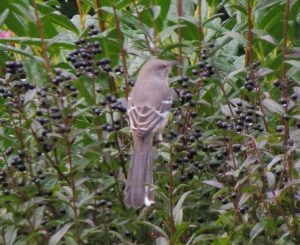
[124,59,175,208]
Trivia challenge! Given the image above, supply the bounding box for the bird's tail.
[124,135,154,208]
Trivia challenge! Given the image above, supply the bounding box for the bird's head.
[139,59,177,80]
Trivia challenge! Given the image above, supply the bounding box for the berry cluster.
[166,45,219,183]
[5,61,26,78]
[9,149,27,172]
[0,61,35,100]
[100,94,127,133]
[192,45,215,78]
[66,25,115,77]
[243,62,260,92]
[216,102,264,133]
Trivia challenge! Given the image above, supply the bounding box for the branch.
[95,0,106,32]
[112,3,129,98]
[31,0,52,77]
[177,0,183,74]
[245,0,254,67]
[76,0,85,30]
[132,0,154,55]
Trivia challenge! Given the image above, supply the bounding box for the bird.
[124,59,175,208]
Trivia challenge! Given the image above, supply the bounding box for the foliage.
[0,0,300,244]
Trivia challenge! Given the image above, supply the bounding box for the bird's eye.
[160,65,167,69]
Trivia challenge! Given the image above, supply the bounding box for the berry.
[291,93,297,100]
[282,114,289,121]
[5,147,14,156]
[222,199,229,205]
[180,175,186,182]
[231,192,237,199]
[17,164,26,172]
[93,108,101,115]
[236,125,243,133]
[187,171,194,179]
[273,79,281,87]
[276,125,284,133]
[279,98,288,106]
[216,153,223,160]
[191,111,197,118]
[192,69,198,75]
[233,144,242,152]
[184,93,192,102]
[197,61,205,68]
[3,189,10,195]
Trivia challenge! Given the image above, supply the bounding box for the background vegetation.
[0,0,300,244]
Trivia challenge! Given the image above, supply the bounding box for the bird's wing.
[127,95,172,137]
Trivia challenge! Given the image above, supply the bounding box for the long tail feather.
[124,135,153,208]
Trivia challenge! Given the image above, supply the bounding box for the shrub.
[0,0,300,244]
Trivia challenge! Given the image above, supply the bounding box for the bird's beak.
[169,60,183,68]
[169,60,179,66]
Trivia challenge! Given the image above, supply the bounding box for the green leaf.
[202,180,224,189]
[255,67,274,78]
[24,88,37,105]
[152,5,161,20]
[173,191,191,223]
[267,155,283,171]
[212,236,230,245]
[138,221,168,238]
[224,31,247,47]
[4,226,17,245]
[74,76,94,105]
[192,234,215,244]
[178,17,203,41]
[174,208,183,226]
[32,206,45,229]
[250,222,264,241]
[23,58,48,86]
[11,2,34,21]
[172,223,190,243]
[0,9,9,26]
[255,0,285,12]
[0,43,37,59]
[44,13,79,34]
[156,237,169,245]
[0,50,11,66]
[286,60,300,69]
[2,11,27,36]
[49,222,73,245]
[262,98,284,114]
[0,37,44,46]
[266,172,276,188]
[230,4,247,15]
[37,2,56,14]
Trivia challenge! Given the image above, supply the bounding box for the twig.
[245,0,254,67]
[209,57,234,117]
[281,0,298,240]
[132,0,153,55]
[95,0,106,32]
[58,90,81,244]
[31,0,52,77]
[76,0,85,30]
[177,0,183,74]
[282,0,291,177]
[149,0,158,51]
[65,131,81,244]
[198,0,203,60]
[281,0,290,97]
[112,4,129,98]
[168,148,176,244]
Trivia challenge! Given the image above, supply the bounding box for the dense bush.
[0,0,300,244]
